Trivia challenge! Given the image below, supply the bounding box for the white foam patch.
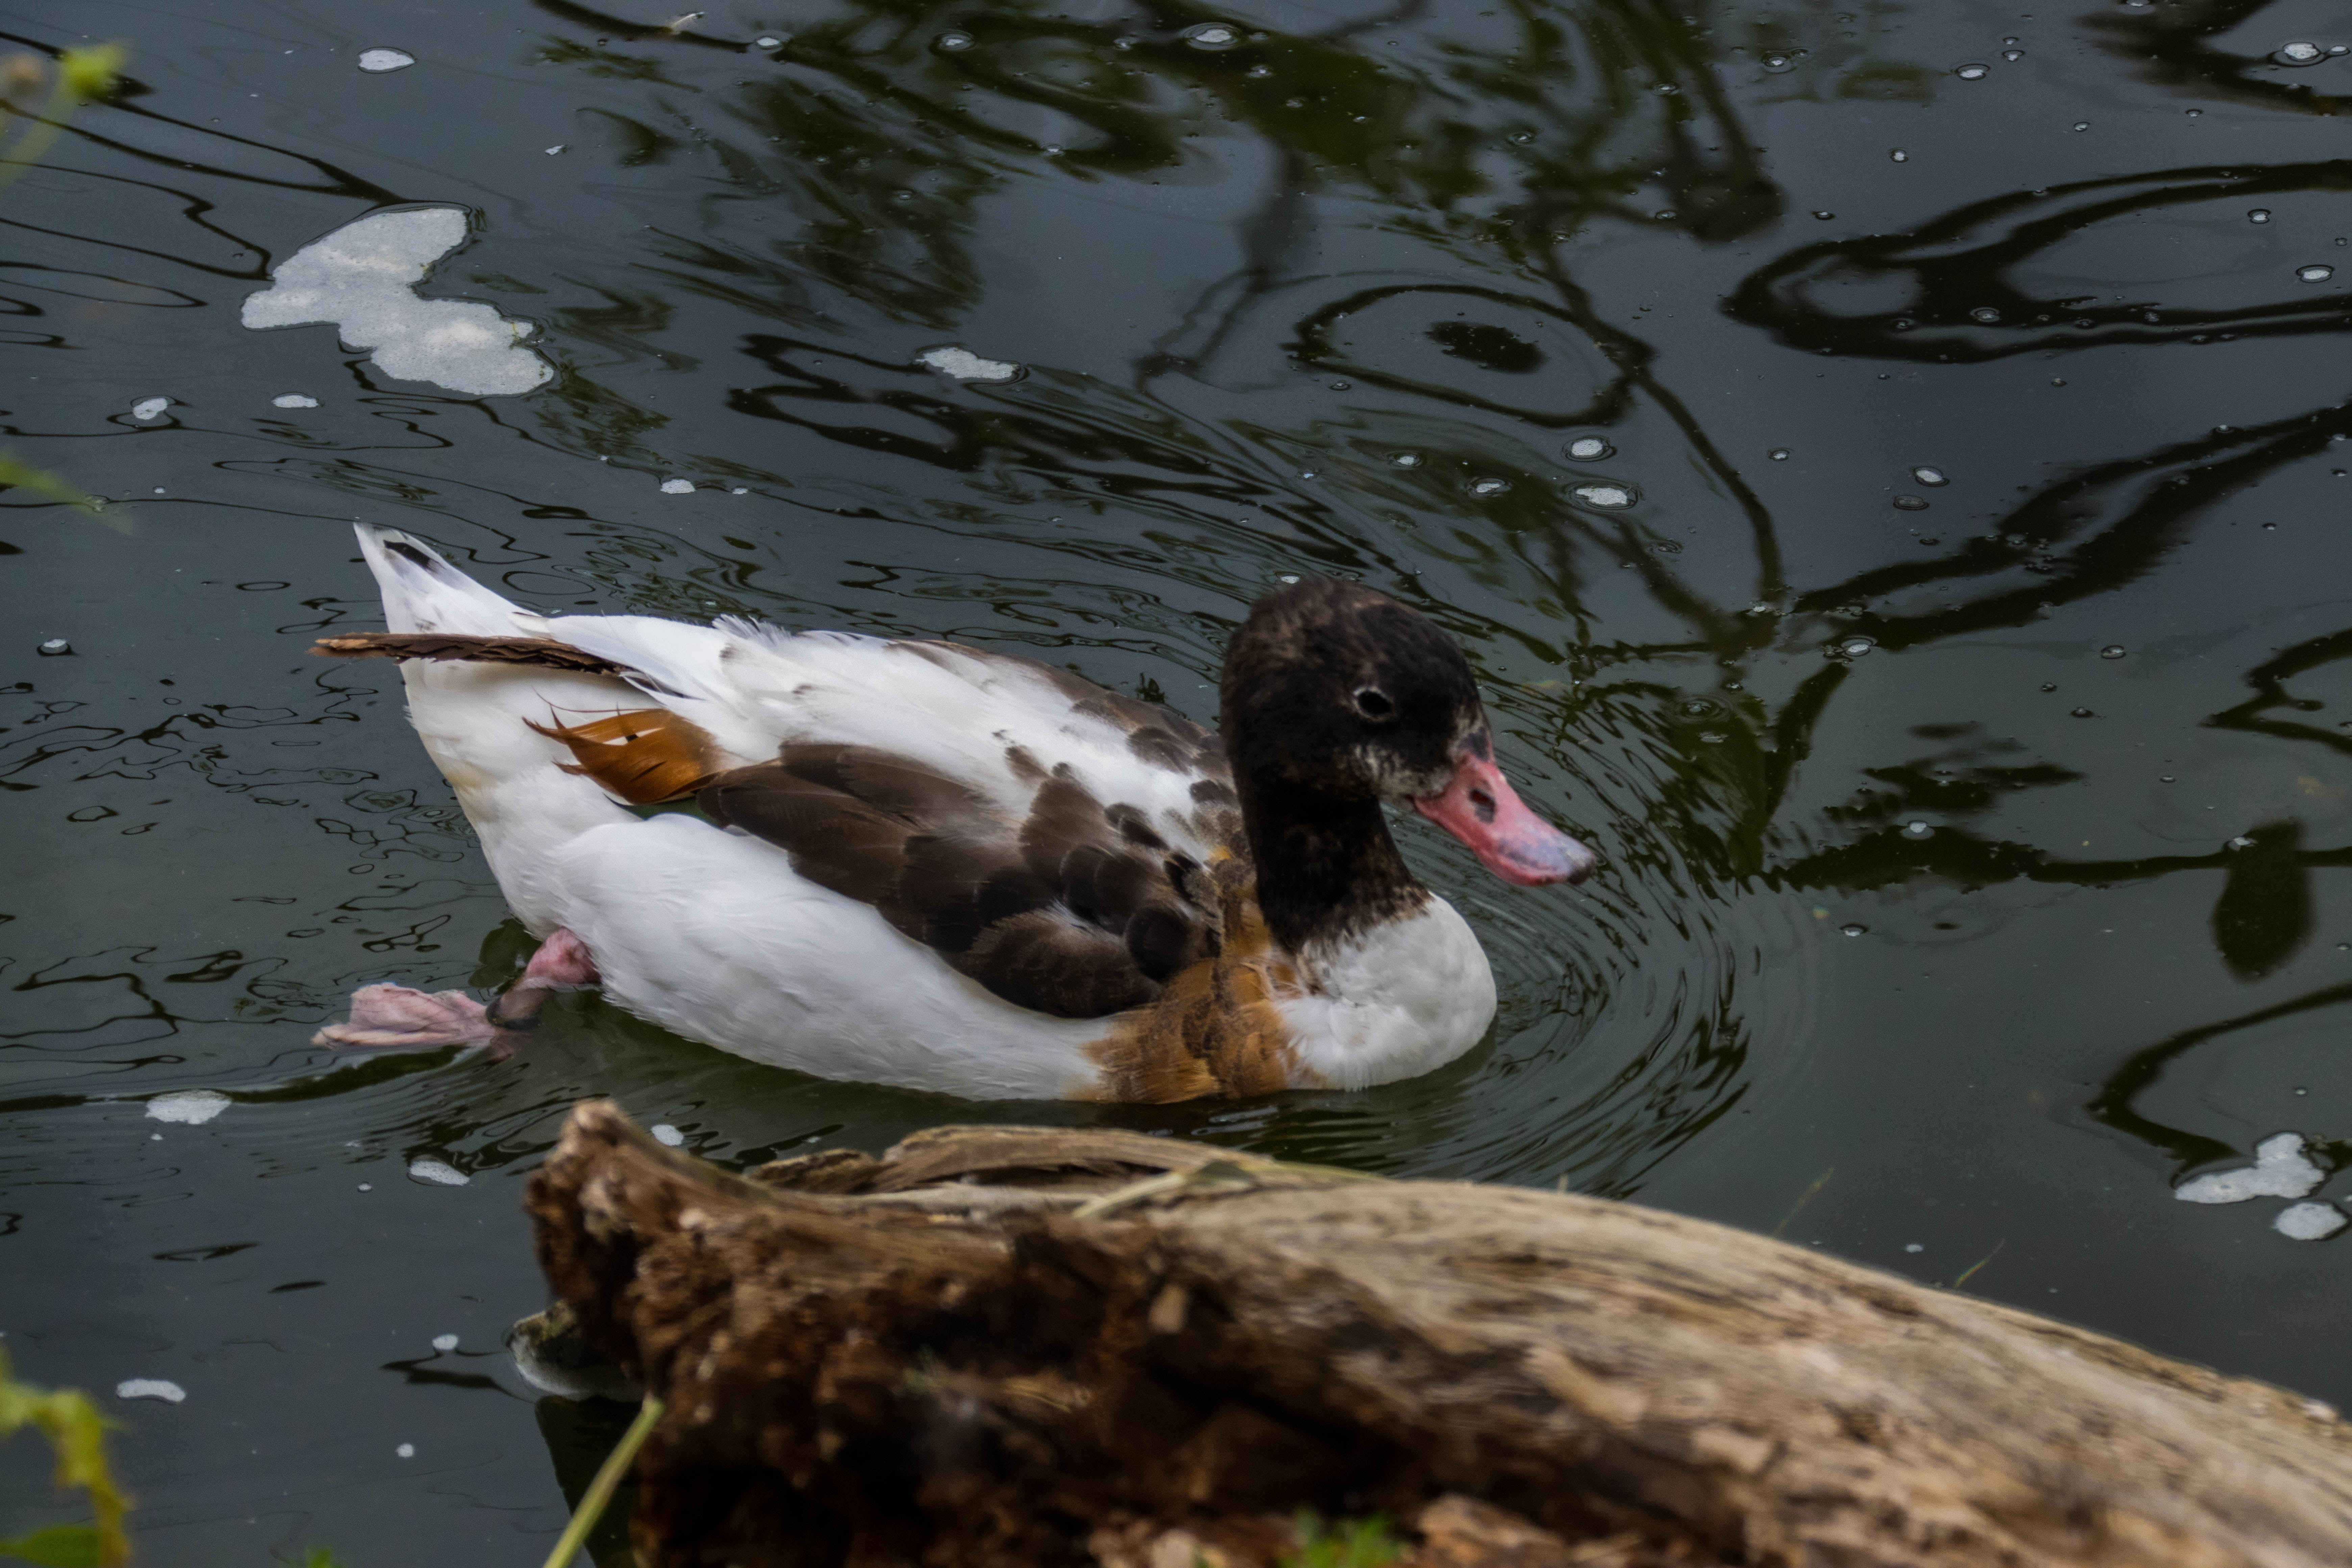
[116,1378,186,1403]
[650,1123,684,1146]
[145,1090,228,1125]
[131,397,170,421]
[431,1333,459,1351]
[917,345,1020,381]
[272,393,319,409]
[408,1157,469,1186]
[2275,1202,2347,1241]
[2175,1132,2324,1204]
[660,478,694,494]
[358,49,415,72]
[241,207,552,397]
[1572,484,1636,509]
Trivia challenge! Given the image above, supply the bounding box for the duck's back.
[340,526,1281,1097]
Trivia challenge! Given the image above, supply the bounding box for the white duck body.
[351,527,1498,1100]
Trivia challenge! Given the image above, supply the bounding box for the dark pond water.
[8,0,2352,1557]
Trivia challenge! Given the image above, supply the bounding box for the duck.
[311,524,1594,1102]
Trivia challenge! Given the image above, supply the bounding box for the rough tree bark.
[522,1101,2352,1568]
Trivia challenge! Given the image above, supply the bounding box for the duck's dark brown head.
[1219,580,1594,929]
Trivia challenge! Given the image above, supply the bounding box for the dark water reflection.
[7,0,2352,1558]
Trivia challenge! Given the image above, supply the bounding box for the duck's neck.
[1233,773,1431,956]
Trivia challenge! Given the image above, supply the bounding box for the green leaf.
[56,46,125,104]
[0,1524,102,1567]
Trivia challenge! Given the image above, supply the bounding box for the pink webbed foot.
[314,930,599,1056]
[313,984,498,1049]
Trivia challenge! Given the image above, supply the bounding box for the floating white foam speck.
[2176,1132,2324,1204]
[130,397,170,421]
[1571,483,1637,509]
[395,1442,416,1458]
[116,1378,186,1404]
[2275,1202,2347,1241]
[660,479,695,494]
[407,1157,469,1186]
[145,1090,228,1126]
[651,1123,684,1147]
[241,207,552,397]
[545,145,566,155]
[916,345,1020,382]
[432,1333,460,1351]
[358,49,415,72]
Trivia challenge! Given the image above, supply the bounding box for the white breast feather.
[1276,899,1498,1090]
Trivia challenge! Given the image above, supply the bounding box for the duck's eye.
[1352,687,1395,720]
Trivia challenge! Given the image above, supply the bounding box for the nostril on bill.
[1469,788,1497,824]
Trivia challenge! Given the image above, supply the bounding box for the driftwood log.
[523,1101,2352,1568]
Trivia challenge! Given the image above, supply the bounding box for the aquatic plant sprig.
[0,46,125,522]
[0,1347,133,1568]
[0,45,126,200]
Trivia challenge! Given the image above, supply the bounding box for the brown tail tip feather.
[312,633,635,677]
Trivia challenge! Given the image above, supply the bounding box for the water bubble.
[1697,732,1726,744]
[357,48,415,72]
[131,396,172,421]
[272,393,319,409]
[1837,637,1876,658]
[2071,121,2090,132]
[432,1333,460,1352]
[1468,477,1511,496]
[2186,108,2202,117]
[146,1090,228,1125]
[2277,41,2326,65]
[1812,210,1835,220]
[1954,62,1989,80]
[1840,924,1868,937]
[2250,209,2272,224]
[934,30,973,50]
[1566,436,1614,460]
[1326,380,1351,391]
[1679,698,1720,718]
[545,145,566,155]
[2228,834,2255,850]
[2100,644,2126,659]
[2298,264,2336,283]
[1182,22,1240,49]
[2159,774,2176,782]
[755,35,782,47]
[651,1123,685,1147]
[117,1379,187,1404]
[1969,306,2001,323]
[660,478,694,494]
[1653,210,1679,221]
[1390,452,1422,468]
[1246,64,1271,77]
[407,1158,469,1187]
[1902,820,1933,839]
[1892,495,1930,511]
[2071,707,2094,718]
[1768,447,1791,461]
[396,1443,416,1459]
[1890,148,1908,162]
[1761,53,1791,71]
[2276,1202,2348,1241]
[2002,48,2024,61]
[1571,483,1636,508]
[1911,466,1949,487]
[2050,377,2067,386]
[1745,602,1777,616]
[37,638,70,656]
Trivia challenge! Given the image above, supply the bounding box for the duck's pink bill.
[1414,752,1595,886]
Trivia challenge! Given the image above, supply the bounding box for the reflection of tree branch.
[1726,162,2352,362]
[2208,623,2352,760]
[2084,981,2352,1172]
[1798,400,2352,651]
[2084,0,2352,119]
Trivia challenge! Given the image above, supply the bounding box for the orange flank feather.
[1083,855,1299,1102]
[526,709,724,806]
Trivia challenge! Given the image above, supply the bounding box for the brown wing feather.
[699,745,1225,1020]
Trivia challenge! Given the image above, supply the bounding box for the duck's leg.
[313,929,599,1055]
